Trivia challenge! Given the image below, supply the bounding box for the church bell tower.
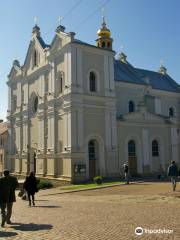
[96,17,113,50]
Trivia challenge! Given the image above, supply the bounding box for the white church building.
[6,20,180,182]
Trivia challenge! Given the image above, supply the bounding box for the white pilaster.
[23,84,28,105]
[49,62,55,93]
[17,82,21,107]
[47,116,54,149]
[15,126,20,151]
[67,112,71,149]
[8,87,11,111]
[77,48,83,92]
[65,47,72,89]
[77,109,83,148]
[105,109,111,147]
[111,110,117,147]
[64,52,68,87]
[109,56,115,91]
[71,47,76,87]
[63,113,68,149]
[23,124,28,150]
[71,110,77,149]
[104,56,109,95]
[171,128,179,162]
[142,129,150,168]
[38,120,44,149]
[38,75,44,101]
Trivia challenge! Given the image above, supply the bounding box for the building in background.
[0,120,9,175]
[6,19,180,182]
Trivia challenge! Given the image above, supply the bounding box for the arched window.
[152,140,159,156]
[107,42,111,48]
[89,72,96,92]
[34,50,37,67]
[128,100,135,113]
[88,140,96,160]
[102,42,106,48]
[128,140,136,156]
[30,93,38,117]
[169,107,175,117]
[33,96,38,114]
[59,73,63,93]
[57,72,64,94]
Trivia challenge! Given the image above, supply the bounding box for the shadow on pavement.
[173,195,180,198]
[34,200,49,201]
[0,231,18,237]
[10,223,53,231]
[34,205,61,208]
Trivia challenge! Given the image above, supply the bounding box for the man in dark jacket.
[167,161,178,191]
[0,169,18,227]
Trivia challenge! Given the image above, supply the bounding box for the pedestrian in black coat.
[0,169,18,227]
[23,172,38,206]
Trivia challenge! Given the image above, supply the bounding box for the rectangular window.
[152,147,159,156]
[152,141,159,156]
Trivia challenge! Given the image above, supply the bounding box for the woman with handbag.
[23,172,38,206]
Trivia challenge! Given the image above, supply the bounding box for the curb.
[40,181,145,196]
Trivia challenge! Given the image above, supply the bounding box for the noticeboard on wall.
[74,164,86,174]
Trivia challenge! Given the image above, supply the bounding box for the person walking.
[0,169,18,227]
[123,163,129,184]
[167,161,178,191]
[23,171,38,206]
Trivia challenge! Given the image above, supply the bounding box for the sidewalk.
[1,182,180,240]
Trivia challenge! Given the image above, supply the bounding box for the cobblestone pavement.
[0,182,180,240]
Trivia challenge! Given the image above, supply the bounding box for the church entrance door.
[88,140,98,179]
[128,156,137,176]
[128,140,137,176]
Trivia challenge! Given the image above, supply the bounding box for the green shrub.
[37,179,53,190]
[93,176,103,185]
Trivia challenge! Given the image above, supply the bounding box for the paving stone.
[0,182,179,239]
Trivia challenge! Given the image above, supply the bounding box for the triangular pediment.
[122,110,166,124]
[50,32,72,54]
[8,64,22,80]
[23,40,34,70]
[23,37,48,72]
[50,35,62,52]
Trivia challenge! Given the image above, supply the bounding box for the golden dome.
[97,20,111,38]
